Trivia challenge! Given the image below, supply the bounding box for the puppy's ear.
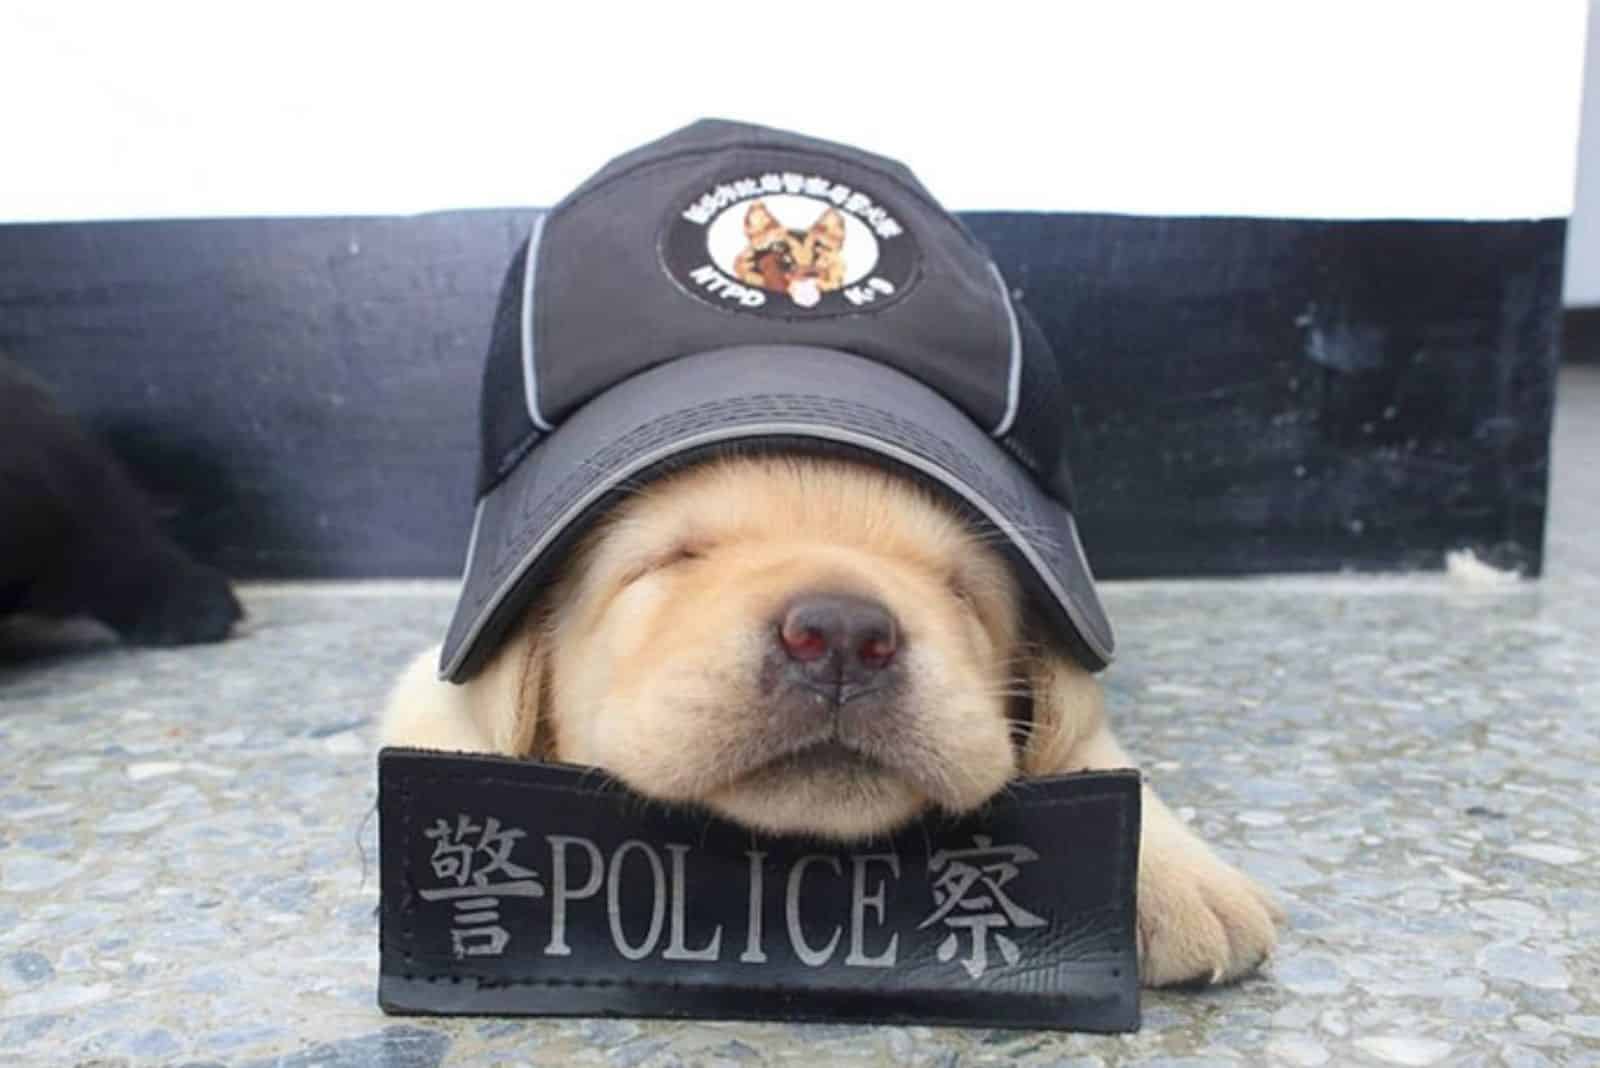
[379,614,551,757]
[744,200,780,238]
[808,207,846,247]
[1018,643,1108,776]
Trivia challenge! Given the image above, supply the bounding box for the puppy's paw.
[119,561,243,646]
[1137,846,1282,988]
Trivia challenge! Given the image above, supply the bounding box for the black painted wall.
[0,212,1565,579]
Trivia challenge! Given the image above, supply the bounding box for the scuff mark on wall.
[1299,302,1387,374]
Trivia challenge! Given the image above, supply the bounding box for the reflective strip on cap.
[987,262,1022,439]
[520,213,554,432]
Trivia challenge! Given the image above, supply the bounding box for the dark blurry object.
[0,356,241,646]
[1563,308,1600,365]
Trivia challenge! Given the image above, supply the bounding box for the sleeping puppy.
[383,453,1280,987]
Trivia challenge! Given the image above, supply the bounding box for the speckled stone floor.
[3,368,1598,1068]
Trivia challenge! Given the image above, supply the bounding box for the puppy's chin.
[703,759,930,842]
[678,741,928,844]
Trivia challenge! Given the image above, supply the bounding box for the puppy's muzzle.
[775,591,900,704]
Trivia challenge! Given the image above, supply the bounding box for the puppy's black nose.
[779,592,899,687]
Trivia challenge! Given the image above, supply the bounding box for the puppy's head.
[496,454,1093,841]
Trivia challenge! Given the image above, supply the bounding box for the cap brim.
[441,346,1114,681]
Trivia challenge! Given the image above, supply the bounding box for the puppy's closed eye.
[620,540,711,586]
[946,573,977,606]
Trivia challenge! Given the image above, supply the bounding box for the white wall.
[1565,0,1600,303]
[0,1,1587,224]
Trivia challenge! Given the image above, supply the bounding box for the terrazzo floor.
[2,368,1598,1067]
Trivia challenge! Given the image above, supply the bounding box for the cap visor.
[441,346,1113,681]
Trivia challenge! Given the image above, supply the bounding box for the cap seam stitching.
[491,429,540,488]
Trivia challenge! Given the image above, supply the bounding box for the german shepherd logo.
[733,201,848,308]
[665,172,916,318]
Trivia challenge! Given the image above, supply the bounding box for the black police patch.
[660,170,921,319]
[378,749,1142,1032]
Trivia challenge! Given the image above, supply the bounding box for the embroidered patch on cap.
[660,171,921,318]
[378,749,1142,1032]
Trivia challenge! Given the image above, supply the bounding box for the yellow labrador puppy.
[383,454,1281,987]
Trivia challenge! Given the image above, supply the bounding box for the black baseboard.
[0,212,1565,580]
[1562,306,1600,365]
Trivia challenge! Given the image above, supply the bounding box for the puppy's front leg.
[1026,661,1282,987]
[1070,724,1282,986]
